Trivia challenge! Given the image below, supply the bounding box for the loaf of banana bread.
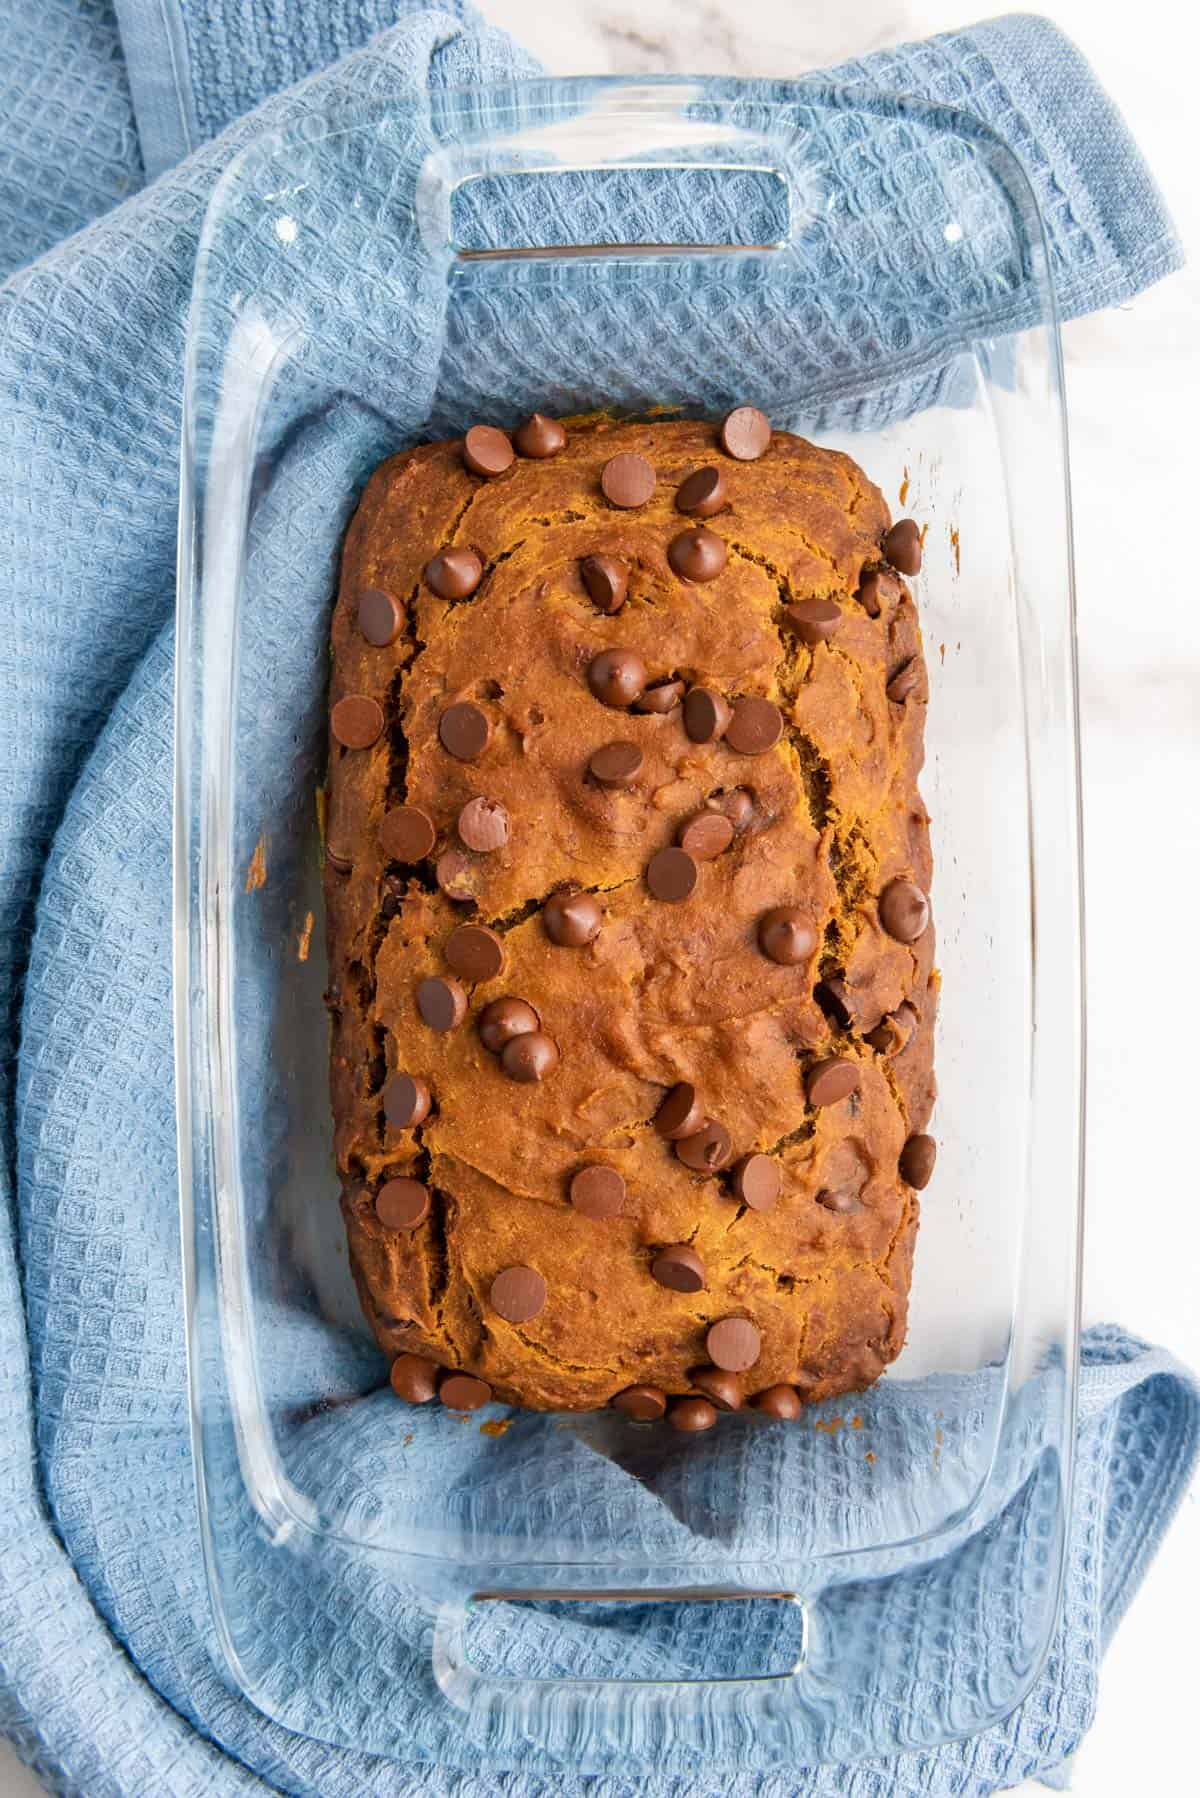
[323,411,936,1427]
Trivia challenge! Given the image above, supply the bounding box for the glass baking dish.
[175,76,1084,1769]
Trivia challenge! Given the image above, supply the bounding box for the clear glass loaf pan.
[175,76,1084,1769]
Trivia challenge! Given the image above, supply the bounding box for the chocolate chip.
[331,695,384,749]
[858,568,902,618]
[706,1317,761,1372]
[757,906,816,966]
[878,878,930,942]
[655,1082,705,1140]
[683,686,730,743]
[376,1178,430,1231]
[478,996,540,1053]
[668,526,727,583]
[439,701,491,761]
[358,587,403,646]
[570,1164,626,1219]
[782,597,842,644]
[678,809,733,860]
[806,1056,860,1107]
[731,1153,781,1210]
[589,740,643,787]
[439,1371,491,1410]
[425,547,484,600]
[646,846,698,903]
[417,975,468,1031]
[690,1366,743,1411]
[580,554,628,614]
[382,1073,431,1129]
[651,1245,706,1292]
[490,1264,547,1323]
[719,406,771,460]
[676,1119,733,1172]
[726,695,782,756]
[816,1186,862,1215]
[500,1031,559,1083]
[814,976,855,1029]
[325,841,353,873]
[718,787,755,830]
[390,1353,440,1403]
[676,466,727,517]
[634,678,684,714]
[899,1133,936,1189]
[514,413,566,458]
[435,848,477,901]
[613,1384,667,1420]
[886,658,922,703]
[601,452,655,509]
[379,805,436,863]
[865,1001,919,1056]
[587,647,646,708]
[884,517,922,575]
[668,1396,719,1432]
[457,796,509,853]
[752,1384,802,1420]
[444,923,503,982]
[543,887,602,946]
[463,425,514,478]
[379,873,405,916]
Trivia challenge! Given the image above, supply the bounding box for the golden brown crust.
[324,417,935,1411]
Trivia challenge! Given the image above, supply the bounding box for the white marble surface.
[2,2,1196,1793]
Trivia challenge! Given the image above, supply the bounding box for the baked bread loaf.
[324,412,936,1426]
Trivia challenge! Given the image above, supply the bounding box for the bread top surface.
[325,416,935,1411]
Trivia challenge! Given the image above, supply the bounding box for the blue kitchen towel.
[1,3,1194,1794]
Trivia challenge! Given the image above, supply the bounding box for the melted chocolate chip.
[438,701,491,761]
[390,1354,439,1403]
[444,923,503,983]
[646,846,698,902]
[675,466,727,517]
[588,647,647,708]
[858,567,902,618]
[805,1057,860,1108]
[726,695,782,756]
[514,413,567,458]
[655,1082,705,1140]
[478,996,540,1053]
[601,452,655,509]
[435,848,477,901]
[543,887,602,946]
[379,805,436,863]
[782,598,841,644]
[886,658,922,703]
[358,587,403,646]
[416,975,468,1031]
[425,548,483,600]
[613,1384,667,1420]
[668,526,727,583]
[676,1119,733,1172]
[651,1245,706,1292]
[757,907,816,966]
[884,517,922,575]
[462,425,514,478]
[490,1264,547,1323]
[878,878,930,943]
[705,1317,761,1372]
[331,695,384,750]
[457,796,509,852]
[382,1073,431,1130]
[677,809,734,860]
[569,1165,626,1219]
[580,554,628,613]
[634,678,685,714]
[899,1133,937,1189]
[719,406,771,460]
[500,1031,559,1083]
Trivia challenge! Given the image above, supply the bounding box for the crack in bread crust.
[324,418,935,1412]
